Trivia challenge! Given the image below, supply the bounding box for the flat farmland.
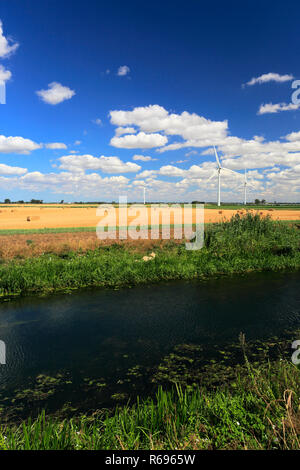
[0,204,299,259]
[0,204,299,230]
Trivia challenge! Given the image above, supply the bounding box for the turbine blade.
[207,170,218,182]
[213,146,221,168]
[222,167,242,178]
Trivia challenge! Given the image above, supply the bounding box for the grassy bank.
[0,213,299,298]
[1,358,299,450]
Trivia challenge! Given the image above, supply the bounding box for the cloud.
[263,166,281,173]
[92,118,102,126]
[2,99,300,202]
[109,105,227,152]
[0,163,27,175]
[0,135,41,154]
[74,140,81,145]
[117,65,130,76]
[0,20,19,58]
[137,170,158,178]
[159,165,186,177]
[244,72,294,87]
[258,102,300,114]
[212,134,300,170]
[115,127,137,136]
[106,103,300,201]
[36,82,75,105]
[45,142,67,149]
[285,131,300,142]
[110,132,168,149]
[132,155,157,161]
[59,154,141,174]
[16,171,130,197]
[0,65,11,83]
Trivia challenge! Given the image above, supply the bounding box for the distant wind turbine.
[143,185,146,205]
[207,146,240,206]
[240,169,256,205]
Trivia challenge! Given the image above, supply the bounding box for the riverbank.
[0,213,299,298]
[1,358,299,450]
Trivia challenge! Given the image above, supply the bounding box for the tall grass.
[1,360,299,450]
[205,212,299,256]
[0,213,299,298]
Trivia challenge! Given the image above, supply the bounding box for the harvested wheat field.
[0,232,178,259]
[0,205,299,230]
[0,205,299,259]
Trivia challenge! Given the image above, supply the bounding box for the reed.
[1,359,299,450]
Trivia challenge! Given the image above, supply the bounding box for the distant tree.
[30,199,43,204]
[261,199,266,204]
[4,198,11,204]
[60,200,64,204]
[254,199,260,205]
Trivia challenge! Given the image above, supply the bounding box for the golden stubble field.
[0,205,299,230]
[0,205,299,259]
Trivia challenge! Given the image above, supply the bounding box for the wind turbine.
[207,146,240,206]
[241,169,256,205]
[143,185,146,205]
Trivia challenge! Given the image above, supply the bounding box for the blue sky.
[0,0,300,202]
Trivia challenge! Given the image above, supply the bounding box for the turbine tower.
[207,146,240,206]
[241,169,255,205]
[143,186,146,205]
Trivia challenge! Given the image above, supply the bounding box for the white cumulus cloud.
[132,155,157,161]
[59,154,141,174]
[258,102,300,114]
[0,64,11,83]
[45,143,67,149]
[0,135,41,154]
[115,127,137,136]
[110,132,168,149]
[0,20,19,58]
[109,105,227,152]
[0,163,27,175]
[36,82,75,105]
[117,65,130,76]
[244,72,294,87]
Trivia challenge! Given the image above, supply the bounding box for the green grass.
[0,226,97,235]
[1,359,299,450]
[0,213,299,298]
[0,223,199,236]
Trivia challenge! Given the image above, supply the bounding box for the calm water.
[0,271,299,417]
